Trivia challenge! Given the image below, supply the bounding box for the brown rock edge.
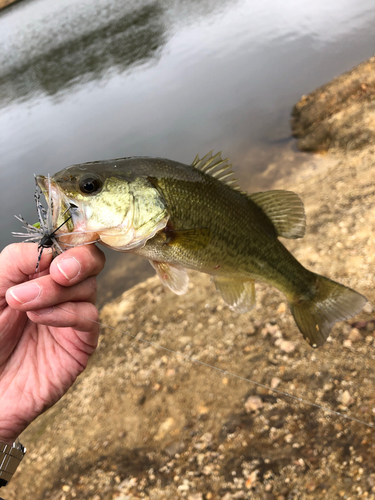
[0,0,20,10]
[291,55,375,152]
[5,58,375,499]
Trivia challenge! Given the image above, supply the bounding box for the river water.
[1,0,374,304]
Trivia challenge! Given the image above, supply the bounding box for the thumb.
[0,243,53,294]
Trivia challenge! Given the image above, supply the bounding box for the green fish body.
[36,151,367,347]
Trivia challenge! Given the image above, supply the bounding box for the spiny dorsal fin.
[249,190,306,239]
[192,151,241,191]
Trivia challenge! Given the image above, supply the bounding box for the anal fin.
[213,276,256,313]
[149,261,189,295]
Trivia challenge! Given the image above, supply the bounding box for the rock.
[368,473,375,488]
[363,303,374,314]
[348,328,362,342]
[277,303,287,314]
[244,396,263,412]
[245,470,259,488]
[275,339,295,353]
[291,56,375,152]
[271,377,281,389]
[337,390,354,407]
[188,494,203,500]
[155,417,176,441]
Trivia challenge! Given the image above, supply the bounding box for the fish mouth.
[35,175,77,229]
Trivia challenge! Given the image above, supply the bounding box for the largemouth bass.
[36,151,366,347]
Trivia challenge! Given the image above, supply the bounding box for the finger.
[50,245,106,286]
[27,302,100,337]
[0,243,53,290]
[27,302,100,361]
[6,275,97,311]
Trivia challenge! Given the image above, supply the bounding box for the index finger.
[50,244,106,286]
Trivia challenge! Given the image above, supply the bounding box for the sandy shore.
[5,58,375,500]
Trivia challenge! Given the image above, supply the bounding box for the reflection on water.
[0,2,166,104]
[1,0,375,302]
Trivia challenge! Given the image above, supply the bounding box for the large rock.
[291,56,375,151]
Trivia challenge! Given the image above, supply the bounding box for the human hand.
[0,243,105,444]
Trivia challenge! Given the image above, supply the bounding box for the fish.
[35,151,367,347]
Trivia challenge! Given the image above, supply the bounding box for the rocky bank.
[4,57,375,500]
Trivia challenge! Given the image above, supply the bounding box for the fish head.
[36,162,168,250]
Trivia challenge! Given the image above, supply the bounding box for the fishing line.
[56,304,375,430]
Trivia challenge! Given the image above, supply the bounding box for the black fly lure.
[12,175,72,272]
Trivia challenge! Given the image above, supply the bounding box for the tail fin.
[289,273,367,348]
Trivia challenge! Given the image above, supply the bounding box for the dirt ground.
[4,59,375,500]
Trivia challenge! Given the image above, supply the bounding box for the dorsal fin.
[192,151,241,191]
[249,190,306,239]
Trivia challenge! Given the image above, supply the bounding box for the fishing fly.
[12,175,72,271]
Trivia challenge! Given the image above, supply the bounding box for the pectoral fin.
[150,261,189,295]
[213,277,256,313]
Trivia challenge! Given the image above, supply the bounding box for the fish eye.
[79,176,103,195]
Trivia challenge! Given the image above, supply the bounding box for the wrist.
[0,426,22,446]
[0,423,26,447]
[0,438,26,488]
[0,432,18,446]
[0,414,29,445]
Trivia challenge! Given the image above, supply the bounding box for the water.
[1,0,375,304]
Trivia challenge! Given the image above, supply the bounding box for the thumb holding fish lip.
[4,246,105,319]
[0,243,53,298]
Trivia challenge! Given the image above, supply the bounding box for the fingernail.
[10,283,41,304]
[57,257,81,281]
[33,306,54,316]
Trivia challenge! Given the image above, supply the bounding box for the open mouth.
[35,175,73,228]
